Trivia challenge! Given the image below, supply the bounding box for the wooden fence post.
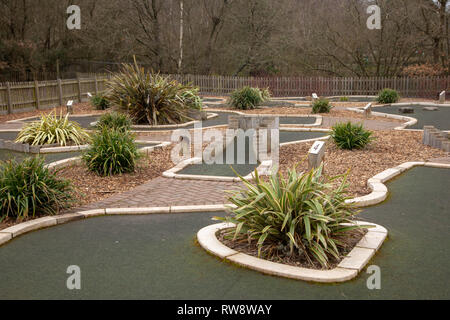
[77,77,82,102]
[94,75,99,95]
[58,79,63,106]
[34,80,41,110]
[6,82,12,114]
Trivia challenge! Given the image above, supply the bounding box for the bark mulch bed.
[55,146,174,208]
[218,107,403,123]
[218,228,367,270]
[0,103,106,123]
[279,130,448,197]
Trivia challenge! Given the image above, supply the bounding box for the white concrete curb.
[162,129,329,182]
[197,220,387,283]
[347,103,450,131]
[346,161,449,208]
[0,204,232,247]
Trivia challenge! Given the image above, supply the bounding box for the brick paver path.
[73,177,241,211]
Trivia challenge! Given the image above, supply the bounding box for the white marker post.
[312,93,319,102]
[439,91,445,104]
[363,103,372,118]
[308,140,326,171]
[87,92,92,98]
[67,100,74,114]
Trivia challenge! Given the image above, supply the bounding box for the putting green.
[373,105,450,130]
[0,166,448,299]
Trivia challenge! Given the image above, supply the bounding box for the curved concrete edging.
[89,113,220,130]
[162,129,330,182]
[346,161,450,207]
[6,113,102,124]
[197,221,387,283]
[0,204,232,247]
[347,103,450,131]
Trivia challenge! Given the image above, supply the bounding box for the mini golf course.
[1,165,447,300]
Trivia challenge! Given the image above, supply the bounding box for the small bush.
[96,112,132,132]
[312,99,332,113]
[339,96,349,102]
[377,88,399,104]
[229,86,270,110]
[218,166,363,269]
[15,112,90,146]
[91,94,110,110]
[179,88,203,110]
[0,157,74,219]
[82,127,140,176]
[331,122,374,150]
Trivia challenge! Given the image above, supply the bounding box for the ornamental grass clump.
[218,165,364,269]
[312,99,332,113]
[0,157,74,219]
[331,122,374,150]
[82,126,140,176]
[96,112,132,132]
[106,58,200,125]
[229,86,271,110]
[15,112,90,146]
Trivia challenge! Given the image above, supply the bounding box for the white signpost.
[87,92,92,98]
[308,140,326,170]
[363,103,372,118]
[312,93,319,102]
[67,100,74,114]
[439,91,445,104]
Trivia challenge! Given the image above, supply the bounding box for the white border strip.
[197,221,387,283]
[162,129,331,182]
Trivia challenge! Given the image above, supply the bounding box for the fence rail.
[0,76,110,115]
[0,75,448,115]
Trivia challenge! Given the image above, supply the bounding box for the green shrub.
[0,157,74,219]
[96,112,132,132]
[339,96,349,102]
[91,94,110,110]
[106,59,197,125]
[331,122,374,150]
[179,88,202,110]
[15,112,90,146]
[377,88,399,104]
[228,86,270,110]
[312,99,332,113]
[82,127,140,176]
[218,166,363,268]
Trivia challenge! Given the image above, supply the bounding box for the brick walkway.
[73,177,241,211]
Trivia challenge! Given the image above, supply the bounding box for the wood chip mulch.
[0,103,106,123]
[220,107,403,123]
[279,130,448,197]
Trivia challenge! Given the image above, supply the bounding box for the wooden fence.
[0,75,110,115]
[168,75,449,99]
[1,74,448,114]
